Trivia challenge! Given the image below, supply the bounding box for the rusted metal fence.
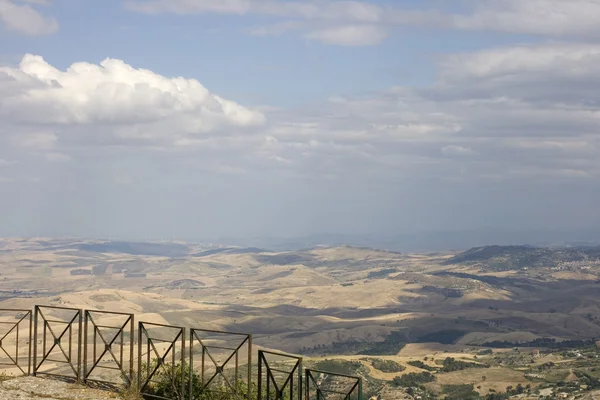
[0,305,362,400]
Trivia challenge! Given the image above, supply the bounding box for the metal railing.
[0,305,363,400]
[0,309,32,375]
[258,350,302,400]
[188,328,251,400]
[138,322,186,400]
[305,369,362,400]
[83,310,134,387]
[32,305,82,381]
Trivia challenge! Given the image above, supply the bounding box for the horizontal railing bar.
[259,350,302,360]
[191,328,250,337]
[307,369,361,380]
[36,305,81,312]
[41,319,73,324]
[140,322,185,330]
[86,310,134,317]
[91,324,123,329]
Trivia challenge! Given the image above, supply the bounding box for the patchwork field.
[2,238,600,398]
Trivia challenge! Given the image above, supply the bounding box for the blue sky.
[1,0,600,242]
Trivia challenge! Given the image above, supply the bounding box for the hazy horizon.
[1,1,600,240]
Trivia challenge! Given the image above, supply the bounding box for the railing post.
[129,314,134,387]
[32,306,38,376]
[137,321,142,393]
[83,310,88,382]
[248,334,252,400]
[77,308,83,382]
[27,310,33,376]
[257,351,263,400]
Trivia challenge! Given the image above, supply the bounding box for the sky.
[1,0,600,242]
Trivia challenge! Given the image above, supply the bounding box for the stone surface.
[0,376,120,400]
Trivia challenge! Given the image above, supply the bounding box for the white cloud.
[0,54,265,139]
[452,0,600,37]
[0,0,58,35]
[127,0,390,45]
[125,0,253,15]
[248,21,303,37]
[127,0,385,22]
[18,132,57,148]
[442,145,473,156]
[0,158,15,166]
[126,0,600,47]
[305,25,387,46]
[429,43,600,108]
[440,43,600,82]
[2,42,600,196]
[45,152,71,162]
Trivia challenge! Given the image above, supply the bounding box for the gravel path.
[0,376,121,400]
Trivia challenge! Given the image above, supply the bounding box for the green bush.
[139,360,257,400]
[442,384,480,400]
[407,360,437,371]
[369,359,405,373]
[392,372,435,387]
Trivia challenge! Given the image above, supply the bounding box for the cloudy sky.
[1,0,600,241]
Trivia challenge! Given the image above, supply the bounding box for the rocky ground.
[0,376,122,400]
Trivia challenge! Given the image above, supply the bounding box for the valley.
[2,238,600,399]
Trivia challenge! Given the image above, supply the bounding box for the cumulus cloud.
[0,54,265,136]
[2,42,600,194]
[0,0,58,35]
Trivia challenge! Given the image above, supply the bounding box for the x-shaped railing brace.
[34,307,81,377]
[258,351,301,400]
[84,314,130,378]
[0,311,31,375]
[138,323,185,398]
[189,330,251,400]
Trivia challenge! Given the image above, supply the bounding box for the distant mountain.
[70,241,191,257]
[192,247,267,257]
[444,244,600,271]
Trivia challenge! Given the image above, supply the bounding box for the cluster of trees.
[440,357,489,373]
[407,360,437,371]
[392,372,435,387]
[439,383,531,400]
[368,359,405,373]
[484,337,594,349]
[300,331,406,356]
[442,384,480,400]
[313,360,367,376]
